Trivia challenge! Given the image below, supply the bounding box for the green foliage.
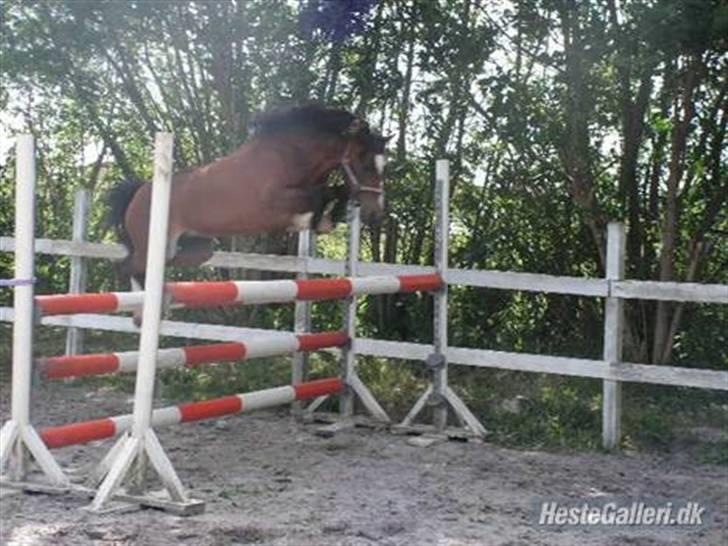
[488,378,602,450]
[699,440,728,466]
[161,357,291,403]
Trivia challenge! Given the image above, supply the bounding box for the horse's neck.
[272,134,344,187]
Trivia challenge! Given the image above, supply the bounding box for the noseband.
[340,155,384,203]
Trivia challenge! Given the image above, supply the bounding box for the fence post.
[65,190,89,356]
[432,159,450,431]
[292,229,314,416]
[603,222,625,449]
[340,202,360,418]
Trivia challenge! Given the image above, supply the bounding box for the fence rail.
[1,307,725,392]
[2,236,726,303]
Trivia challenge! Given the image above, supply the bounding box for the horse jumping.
[106,105,390,288]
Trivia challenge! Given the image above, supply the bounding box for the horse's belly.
[184,213,292,237]
[173,183,291,236]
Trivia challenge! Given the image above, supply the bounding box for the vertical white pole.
[292,229,314,415]
[340,202,361,418]
[1,135,68,485]
[65,190,89,356]
[432,160,449,431]
[399,159,484,437]
[603,222,625,449]
[90,133,196,511]
[131,133,174,436]
[10,135,36,427]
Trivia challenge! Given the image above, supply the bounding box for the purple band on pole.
[0,278,36,287]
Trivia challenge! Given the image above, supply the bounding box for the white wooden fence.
[1,191,727,449]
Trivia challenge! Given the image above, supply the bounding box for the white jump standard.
[396,160,487,437]
[87,133,200,513]
[0,135,69,488]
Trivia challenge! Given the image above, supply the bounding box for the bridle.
[340,148,385,203]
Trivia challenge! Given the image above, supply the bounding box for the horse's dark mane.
[253,105,358,138]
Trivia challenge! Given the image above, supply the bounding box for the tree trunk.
[556,3,607,269]
[652,56,702,364]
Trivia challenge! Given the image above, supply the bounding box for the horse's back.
[125,140,307,241]
[170,143,293,236]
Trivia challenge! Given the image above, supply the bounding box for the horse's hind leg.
[132,235,211,326]
[113,253,134,289]
[129,231,181,327]
[130,273,145,293]
[168,236,214,268]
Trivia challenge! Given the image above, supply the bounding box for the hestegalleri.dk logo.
[534,498,709,528]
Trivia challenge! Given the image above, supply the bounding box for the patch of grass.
[623,403,676,450]
[622,385,728,459]
[699,440,728,465]
[482,377,602,450]
[160,356,292,402]
[355,357,429,416]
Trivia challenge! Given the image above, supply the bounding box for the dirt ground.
[0,382,725,546]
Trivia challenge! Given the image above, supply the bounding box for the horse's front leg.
[314,185,349,234]
[270,186,324,232]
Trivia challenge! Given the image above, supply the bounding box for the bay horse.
[106,105,389,290]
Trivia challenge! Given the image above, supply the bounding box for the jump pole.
[33,274,443,316]
[0,135,69,487]
[88,133,202,513]
[41,378,344,450]
[39,331,349,379]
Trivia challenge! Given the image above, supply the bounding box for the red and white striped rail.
[38,331,349,380]
[40,377,343,449]
[34,274,443,316]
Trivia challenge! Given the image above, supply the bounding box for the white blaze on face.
[374,154,386,175]
[374,154,386,209]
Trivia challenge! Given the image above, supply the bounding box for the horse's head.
[253,105,391,225]
[341,119,391,225]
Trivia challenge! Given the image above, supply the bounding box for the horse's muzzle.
[361,207,384,226]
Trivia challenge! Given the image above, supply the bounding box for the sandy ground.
[0,382,726,546]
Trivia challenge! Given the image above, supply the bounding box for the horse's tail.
[105,179,143,280]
